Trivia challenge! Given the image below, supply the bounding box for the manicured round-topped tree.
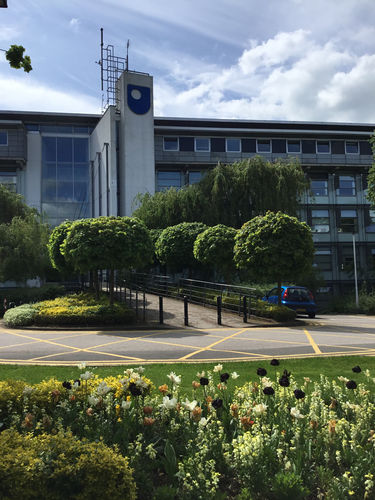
[47,220,75,278]
[193,224,237,282]
[62,216,153,304]
[155,222,208,275]
[234,211,314,305]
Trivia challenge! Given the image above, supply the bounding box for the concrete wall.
[117,71,155,215]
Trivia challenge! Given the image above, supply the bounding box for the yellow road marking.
[179,327,250,360]
[303,328,322,354]
[29,349,144,362]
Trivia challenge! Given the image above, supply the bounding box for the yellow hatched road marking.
[303,328,322,354]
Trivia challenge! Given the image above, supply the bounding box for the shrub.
[3,304,37,327]
[253,299,296,322]
[0,284,65,317]
[328,291,375,315]
[0,429,136,500]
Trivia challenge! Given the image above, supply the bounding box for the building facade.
[0,70,374,298]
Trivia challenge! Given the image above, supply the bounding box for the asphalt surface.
[1,294,375,365]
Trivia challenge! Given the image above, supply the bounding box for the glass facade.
[41,136,90,226]
[0,172,17,192]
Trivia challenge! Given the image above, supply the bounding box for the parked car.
[262,286,317,318]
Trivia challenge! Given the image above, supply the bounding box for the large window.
[316,141,330,153]
[257,139,271,153]
[163,137,179,151]
[345,141,359,154]
[311,209,330,233]
[337,175,355,196]
[338,209,358,233]
[314,249,332,272]
[310,179,328,196]
[0,131,7,146]
[156,171,182,191]
[226,138,241,152]
[42,137,90,225]
[287,140,301,153]
[195,138,210,152]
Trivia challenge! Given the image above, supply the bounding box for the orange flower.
[192,406,202,422]
[217,383,227,390]
[192,381,200,389]
[51,389,60,403]
[328,419,336,435]
[240,416,254,430]
[159,384,168,395]
[143,406,153,415]
[69,395,76,402]
[310,420,318,430]
[143,417,155,426]
[22,413,34,429]
[86,407,93,416]
[206,396,213,404]
[329,398,337,409]
[230,403,239,418]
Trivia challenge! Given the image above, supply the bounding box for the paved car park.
[0,309,375,365]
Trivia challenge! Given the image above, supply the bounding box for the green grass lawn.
[1,355,374,394]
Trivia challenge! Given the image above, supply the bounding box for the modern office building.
[1,69,374,298]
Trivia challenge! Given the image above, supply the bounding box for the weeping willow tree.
[133,156,308,229]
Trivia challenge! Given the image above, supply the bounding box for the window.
[156,171,182,191]
[287,140,301,153]
[163,137,179,151]
[314,250,332,272]
[311,209,330,233]
[0,131,7,146]
[188,171,202,185]
[310,179,328,196]
[195,138,210,152]
[226,138,241,152]
[0,173,17,192]
[339,209,358,233]
[345,141,359,154]
[316,141,330,153]
[257,139,271,153]
[337,175,355,196]
[366,209,375,233]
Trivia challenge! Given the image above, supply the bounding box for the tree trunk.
[277,279,282,306]
[93,270,99,300]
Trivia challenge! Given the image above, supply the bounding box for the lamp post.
[352,233,359,308]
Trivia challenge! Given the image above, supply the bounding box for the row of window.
[311,176,357,197]
[310,208,375,234]
[313,248,375,273]
[0,131,7,146]
[163,136,368,155]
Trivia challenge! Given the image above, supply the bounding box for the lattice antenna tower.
[98,28,129,112]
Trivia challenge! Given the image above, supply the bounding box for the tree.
[1,45,32,72]
[0,184,35,224]
[133,157,308,229]
[155,222,207,274]
[62,216,153,304]
[0,214,50,282]
[234,211,314,305]
[193,224,237,282]
[47,221,75,277]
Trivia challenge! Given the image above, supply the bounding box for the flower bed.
[0,362,374,499]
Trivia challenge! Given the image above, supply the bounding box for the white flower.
[122,400,132,410]
[261,377,272,388]
[231,371,240,380]
[88,395,100,406]
[213,364,223,373]
[337,376,349,383]
[96,381,112,396]
[253,403,268,415]
[182,399,198,412]
[197,371,206,378]
[198,417,209,427]
[135,366,145,373]
[167,372,181,385]
[80,371,94,380]
[290,407,305,419]
[135,378,148,389]
[160,396,178,410]
[364,369,370,378]
[23,386,33,396]
[77,362,87,370]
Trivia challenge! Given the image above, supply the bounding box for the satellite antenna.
[97,28,127,112]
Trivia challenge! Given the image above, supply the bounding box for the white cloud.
[0,25,20,42]
[69,18,81,32]
[154,30,375,123]
[0,76,100,114]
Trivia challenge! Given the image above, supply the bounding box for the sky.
[1,0,375,123]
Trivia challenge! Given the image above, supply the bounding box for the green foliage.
[149,228,163,265]
[254,299,296,322]
[5,44,32,72]
[194,224,238,281]
[47,221,75,276]
[34,292,135,326]
[0,214,50,282]
[156,222,208,272]
[62,216,153,273]
[327,289,375,314]
[0,284,65,317]
[270,472,310,500]
[3,304,36,327]
[0,185,35,224]
[0,429,136,500]
[234,211,314,303]
[134,157,308,229]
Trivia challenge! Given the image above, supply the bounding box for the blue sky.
[1,0,375,122]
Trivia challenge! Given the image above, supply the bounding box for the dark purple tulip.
[212,399,223,409]
[346,380,357,390]
[257,367,267,377]
[220,373,230,383]
[352,366,361,373]
[270,359,280,366]
[129,382,142,396]
[294,389,305,400]
[263,386,275,396]
[62,381,72,390]
[200,377,209,386]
